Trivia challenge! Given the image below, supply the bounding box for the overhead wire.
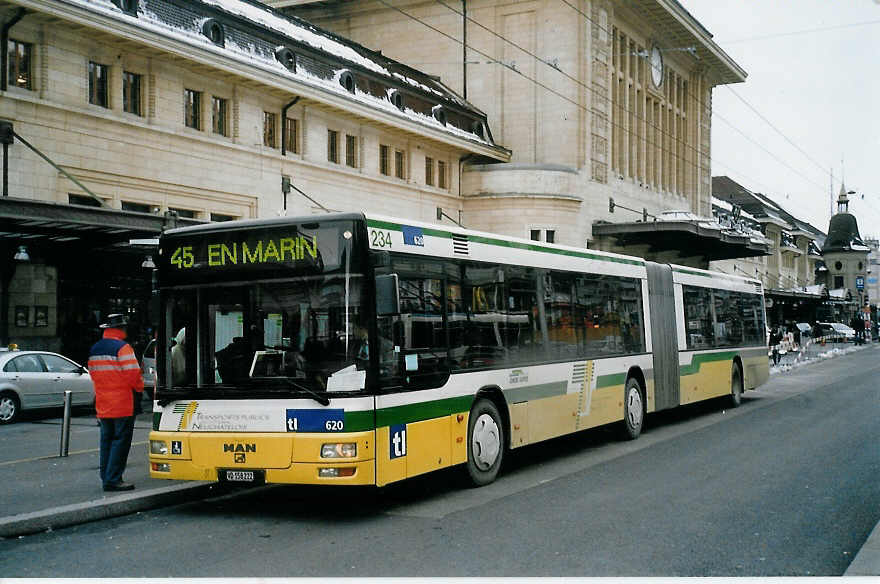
[374,0,835,210]
[554,0,832,194]
[721,19,880,44]
[446,0,825,197]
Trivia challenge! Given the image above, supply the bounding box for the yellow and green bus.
[148,212,769,487]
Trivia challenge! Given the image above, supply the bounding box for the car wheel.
[0,391,21,424]
[729,363,744,408]
[621,377,645,440]
[465,398,504,487]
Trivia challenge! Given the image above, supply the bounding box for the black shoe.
[103,482,135,492]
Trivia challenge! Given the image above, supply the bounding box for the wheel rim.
[471,413,501,470]
[0,396,15,422]
[626,386,643,429]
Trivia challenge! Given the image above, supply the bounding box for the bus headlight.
[321,443,357,458]
[150,440,168,455]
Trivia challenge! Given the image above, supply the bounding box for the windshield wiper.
[266,377,331,406]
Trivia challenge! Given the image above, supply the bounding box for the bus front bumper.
[148,431,376,486]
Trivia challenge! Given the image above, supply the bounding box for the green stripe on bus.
[595,351,743,388]
[342,409,376,432]
[367,219,644,267]
[596,372,627,389]
[504,381,568,403]
[679,351,737,376]
[376,395,475,427]
[153,411,161,431]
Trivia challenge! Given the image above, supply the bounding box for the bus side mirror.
[376,274,400,316]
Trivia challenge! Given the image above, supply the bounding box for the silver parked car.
[142,339,157,399]
[0,350,95,424]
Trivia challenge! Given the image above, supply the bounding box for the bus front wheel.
[465,398,504,486]
[621,377,644,440]
[729,363,743,408]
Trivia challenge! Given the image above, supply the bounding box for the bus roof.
[161,211,762,287]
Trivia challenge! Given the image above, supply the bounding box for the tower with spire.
[820,183,869,320]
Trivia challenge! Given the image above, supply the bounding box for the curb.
[846,520,880,576]
[0,482,215,538]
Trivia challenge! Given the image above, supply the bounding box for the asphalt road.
[2,347,878,577]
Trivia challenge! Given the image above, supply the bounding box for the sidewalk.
[769,337,872,374]
[0,397,217,538]
[0,372,878,576]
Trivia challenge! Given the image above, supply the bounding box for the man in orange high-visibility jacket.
[88,313,144,492]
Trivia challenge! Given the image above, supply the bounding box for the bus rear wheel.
[729,363,743,408]
[621,377,644,440]
[465,398,504,486]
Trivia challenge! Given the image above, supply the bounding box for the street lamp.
[13,245,29,262]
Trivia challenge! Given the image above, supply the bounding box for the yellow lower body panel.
[680,360,731,405]
[374,413,469,487]
[743,355,769,389]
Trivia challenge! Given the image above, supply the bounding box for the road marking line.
[0,440,149,467]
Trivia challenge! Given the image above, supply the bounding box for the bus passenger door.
[646,262,680,411]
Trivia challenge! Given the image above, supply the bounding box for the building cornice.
[15,0,509,161]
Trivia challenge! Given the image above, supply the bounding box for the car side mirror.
[78,366,88,375]
[375,274,400,316]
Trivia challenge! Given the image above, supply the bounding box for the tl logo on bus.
[390,424,407,459]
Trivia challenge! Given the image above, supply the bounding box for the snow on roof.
[66,0,500,151]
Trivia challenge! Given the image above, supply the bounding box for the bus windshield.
[159,219,370,400]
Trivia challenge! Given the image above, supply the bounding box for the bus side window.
[378,262,450,389]
[683,285,715,349]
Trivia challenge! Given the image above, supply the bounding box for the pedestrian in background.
[769,327,781,366]
[88,313,144,492]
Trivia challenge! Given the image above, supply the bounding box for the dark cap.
[100,314,130,329]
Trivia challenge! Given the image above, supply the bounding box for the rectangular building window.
[121,201,152,214]
[394,149,405,179]
[425,157,434,186]
[7,39,32,90]
[211,213,237,222]
[530,229,555,243]
[379,144,390,176]
[437,160,447,189]
[263,112,277,148]
[89,61,109,108]
[327,129,339,163]
[184,89,201,130]
[68,193,102,208]
[212,96,228,136]
[284,118,299,154]
[345,134,357,168]
[169,208,197,219]
[122,71,142,116]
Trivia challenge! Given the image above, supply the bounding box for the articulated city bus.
[148,212,768,487]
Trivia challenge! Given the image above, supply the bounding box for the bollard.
[60,390,72,457]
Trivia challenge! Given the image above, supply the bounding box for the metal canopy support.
[11,130,108,208]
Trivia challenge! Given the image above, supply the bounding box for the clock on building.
[650,45,664,88]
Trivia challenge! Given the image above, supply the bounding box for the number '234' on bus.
[148,213,768,488]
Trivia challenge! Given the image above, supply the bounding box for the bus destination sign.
[160,226,326,284]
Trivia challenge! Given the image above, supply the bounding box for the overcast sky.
[679,0,880,238]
